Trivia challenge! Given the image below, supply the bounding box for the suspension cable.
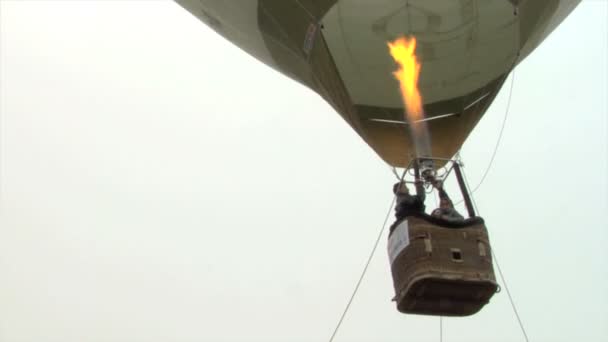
[327,194,397,342]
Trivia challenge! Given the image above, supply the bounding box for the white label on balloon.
[388,220,410,265]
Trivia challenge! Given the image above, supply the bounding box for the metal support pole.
[453,162,476,218]
[413,159,425,199]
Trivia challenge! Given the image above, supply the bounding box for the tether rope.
[327,194,397,342]
[461,165,530,342]
[329,195,394,342]
[492,250,530,342]
[440,316,443,342]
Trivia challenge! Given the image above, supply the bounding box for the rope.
[470,67,517,195]
[492,250,530,342]
[452,67,516,208]
[460,164,480,215]
[440,316,443,342]
[391,166,401,180]
[461,165,530,342]
[327,195,396,342]
[351,69,516,339]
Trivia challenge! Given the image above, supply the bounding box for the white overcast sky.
[0,1,606,342]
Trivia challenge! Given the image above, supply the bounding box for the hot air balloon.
[174,0,581,316]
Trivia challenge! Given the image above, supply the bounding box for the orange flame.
[387,36,423,122]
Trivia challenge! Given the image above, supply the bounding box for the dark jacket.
[395,192,425,220]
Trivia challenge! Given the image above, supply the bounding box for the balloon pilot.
[431,181,465,223]
[393,181,425,220]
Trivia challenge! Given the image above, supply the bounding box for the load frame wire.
[327,170,401,342]
[461,165,530,342]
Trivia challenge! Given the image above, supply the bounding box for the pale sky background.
[0,1,606,342]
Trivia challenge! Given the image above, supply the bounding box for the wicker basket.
[388,215,498,316]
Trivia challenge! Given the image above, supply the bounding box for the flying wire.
[327,193,397,342]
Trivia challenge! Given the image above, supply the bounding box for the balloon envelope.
[175,0,580,167]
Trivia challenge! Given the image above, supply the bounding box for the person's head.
[393,181,409,195]
[433,180,444,190]
[440,197,453,209]
[431,208,442,217]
